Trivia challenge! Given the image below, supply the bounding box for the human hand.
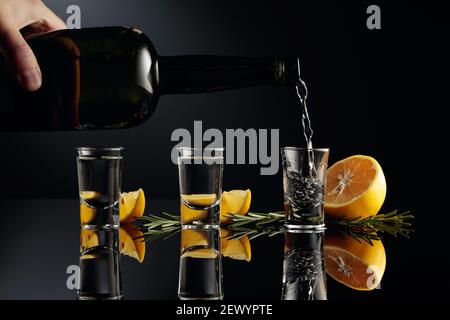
[0,0,66,91]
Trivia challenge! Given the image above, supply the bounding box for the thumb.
[0,22,42,91]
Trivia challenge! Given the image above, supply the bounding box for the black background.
[0,0,449,300]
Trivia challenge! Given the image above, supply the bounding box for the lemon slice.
[325,155,386,219]
[220,189,252,223]
[180,194,217,224]
[120,189,146,222]
[181,194,217,206]
[79,191,100,224]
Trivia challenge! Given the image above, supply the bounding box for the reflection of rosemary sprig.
[137,209,413,245]
[326,210,414,238]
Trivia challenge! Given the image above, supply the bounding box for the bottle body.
[0,27,299,131]
[0,27,158,131]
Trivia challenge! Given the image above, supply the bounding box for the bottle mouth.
[275,56,301,85]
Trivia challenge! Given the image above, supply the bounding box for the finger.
[20,22,49,38]
[40,4,67,30]
[0,21,42,91]
[19,4,66,39]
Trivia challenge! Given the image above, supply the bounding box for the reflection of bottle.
[281,230,327,300]
[0,27,300,131]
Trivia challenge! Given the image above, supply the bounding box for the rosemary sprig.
[224,211,285,228]
[138,212,181,242]
[137,209,413,245]
[225,210,414,244]
[222,211,285,240]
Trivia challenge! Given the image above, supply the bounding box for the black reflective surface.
[0,198,420,300]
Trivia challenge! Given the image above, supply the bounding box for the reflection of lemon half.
[221,229,251,262]
[120,224,146,263]
[324,234,386,291]
[325,155,386,219]
[180,194,216,224]
[80,229,99,252]
[220,190,251,223]
[79,191,100,224]
[120,189,146,222]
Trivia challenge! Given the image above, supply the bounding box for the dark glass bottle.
[0,27,299,131]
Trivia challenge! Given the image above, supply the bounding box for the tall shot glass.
[177,148,224,227]
[177,148,224,300]
[281,147,329,230]
[77,147,123,300]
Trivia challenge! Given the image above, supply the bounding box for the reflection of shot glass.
[178,148,224,227]
[178,228,223,300]
[177,148,224,300]
[77,147,123,300]
[281,230,327,300]
[281,148,329,230]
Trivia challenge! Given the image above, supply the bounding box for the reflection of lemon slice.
[180,194,216,224]
[181,229,217,259]
[81,191,101,200]
[181,229,209,251]
[181,194,217,206]
[80,229,99,252]
[221,229,251,262]
[79,191,100,224]
[324,234,386,291]
[325,156,386,219]
[220,190,251,223]
[182,248,218,259]
[120,224,146,263]
[80,254,99,260]
[120,189,146,222]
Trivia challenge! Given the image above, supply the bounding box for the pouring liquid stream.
[296,60,316,179]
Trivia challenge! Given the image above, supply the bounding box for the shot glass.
[77,147,123,300]
[177,148,224,227]
[177,147,224,300]
[178,227,223,300]
[281,147,329,230]
[281,230,327,300]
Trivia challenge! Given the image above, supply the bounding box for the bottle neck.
[157,55,299,95]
